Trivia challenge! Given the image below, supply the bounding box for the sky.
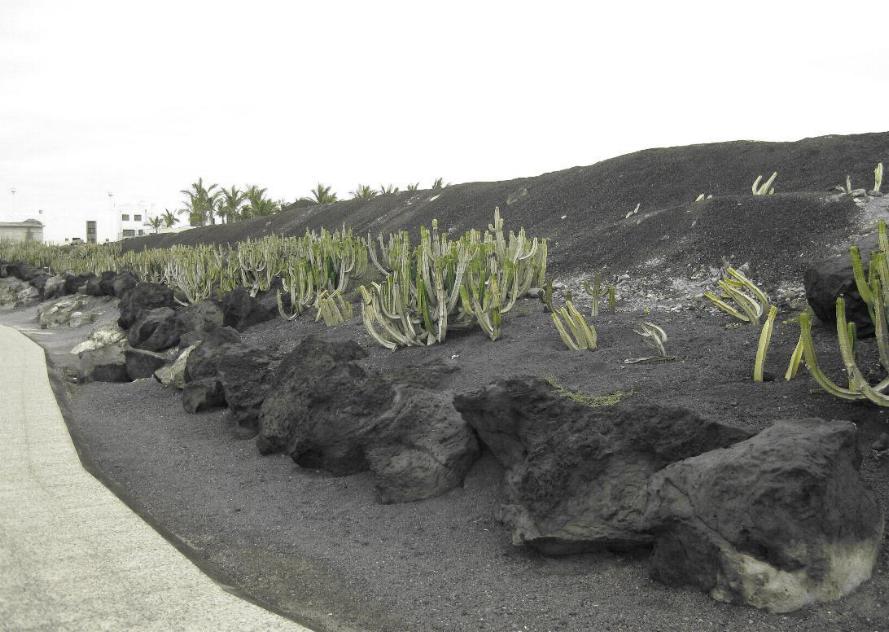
[2,1,888,243]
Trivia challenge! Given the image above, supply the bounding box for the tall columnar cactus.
[875,162,884,194]
[551,300,597,351]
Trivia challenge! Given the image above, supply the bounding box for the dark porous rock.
[453,377,752,554]
[97,271,119,296]
[184,326,242,383]
[154,345,196,390]
[29,272,50,294]
[41,275,68,300]
[128,307,181,351]
[84,275,106,296]
[258,336,377,455]
[217,343,273,436]
[644,418,884,613]
[13,263,42,282]
[176,300,224,342]
[804,234,878,336]
[258,337,478,503]
[111,271,139,298]
[65,272,94,295]
[182,378,227,413]
[79,343,130,383]
[366,385,479,504]
[117,282,174,329]
[125,347,170,380]
[220,287,278,331]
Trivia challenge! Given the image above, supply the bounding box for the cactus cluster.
[359,208,548,349]
[794,220,889,404]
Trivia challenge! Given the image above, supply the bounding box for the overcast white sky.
[2,1,888,242]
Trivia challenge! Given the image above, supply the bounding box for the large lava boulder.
[804,234,878,336]
[453,377,752,554]
[182,379,227,413]
[96,271,120,296]
[117,282,174,329]
[176,300,224,347]
[217,343,274,435]
[644,418,884,613]
[128,307,181,351]
[79,343,129,383]
[220,287,278,331]
[111,271,139,298]
[183,326,242,383]
[64,272,93,295]
[258,336,479,503]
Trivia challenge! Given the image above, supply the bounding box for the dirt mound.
[124,132,887,288]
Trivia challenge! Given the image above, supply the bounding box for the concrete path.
[0,325,311,631]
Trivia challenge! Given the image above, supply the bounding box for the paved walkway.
[0,325,311,631]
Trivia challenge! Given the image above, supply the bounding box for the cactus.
[629,321,673,362]
[552,300,597,351]
[875,162,884,193]
[703,267,769,324]
[752,172,777,195]
[753,305,778,382]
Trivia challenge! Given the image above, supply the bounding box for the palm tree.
[406,182,420,192]
[217,186,247,223]
[244,185,280,218]
[161,208,179,228]
[431,177,447,191]
[146,216,163,234]
[379,184,399,195]
[179,177,221,226]
[350,184,377,201]
[300,183,337,205]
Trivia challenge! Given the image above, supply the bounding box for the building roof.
[0,219,43,227]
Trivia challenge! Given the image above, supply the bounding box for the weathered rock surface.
[258,337,478,503]
[128,307,181,351]
[217,343,273,435]
[125,347,170,380]
[176,300,224,346]
[65,272,94,294]
[804,234,877,336]
[184,326,242,383]
[644,418,884,613]
[117,282,174,329]
[70,323,127,355]
[182,378,227,413]
[0,277,31,306]
[84,273,111,296]
[79,343,129,383]
[453,377,752,554]
[96,271,119,296]
[41,275,68,300]
[37,296,88,328]
[154,345,196,389]
[220,287,278,331]
[111,271,138,298]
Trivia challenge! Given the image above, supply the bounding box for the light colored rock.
[70,323,126,355]
[37,297,86,329]
[154,344,196,390]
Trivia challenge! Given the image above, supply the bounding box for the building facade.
[118,207,147,239]
[0,219,44,243]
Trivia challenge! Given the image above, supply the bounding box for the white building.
[117,204,148,239]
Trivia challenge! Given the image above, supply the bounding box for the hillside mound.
[124,132,887,291]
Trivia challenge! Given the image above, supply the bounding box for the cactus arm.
[798,309,863,400]
[849,246,874,306]
[835,298,889,406]
[704,291,750,321]
[784,335,805,381]
[753,305,778,382]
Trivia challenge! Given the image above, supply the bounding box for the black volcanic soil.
[10,296,888,632]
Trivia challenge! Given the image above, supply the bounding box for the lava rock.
[644,418,884,613]
[453,377,752,554]
[182,378,227,413]
[217,343,273,435]
[176,300,224,344]
[111,271,139,298]
[41,275,68,300]
[183,326,242,383]
[79,343,129,383]
[366,385,479,503]
[127,307,181,351]
[258,337,478,503]
[220,287,278,331]
[64,272,94,295]
[117,282,174,329]
[125,347,169,380]
[97,271,119,296]
[804,234,878,336]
